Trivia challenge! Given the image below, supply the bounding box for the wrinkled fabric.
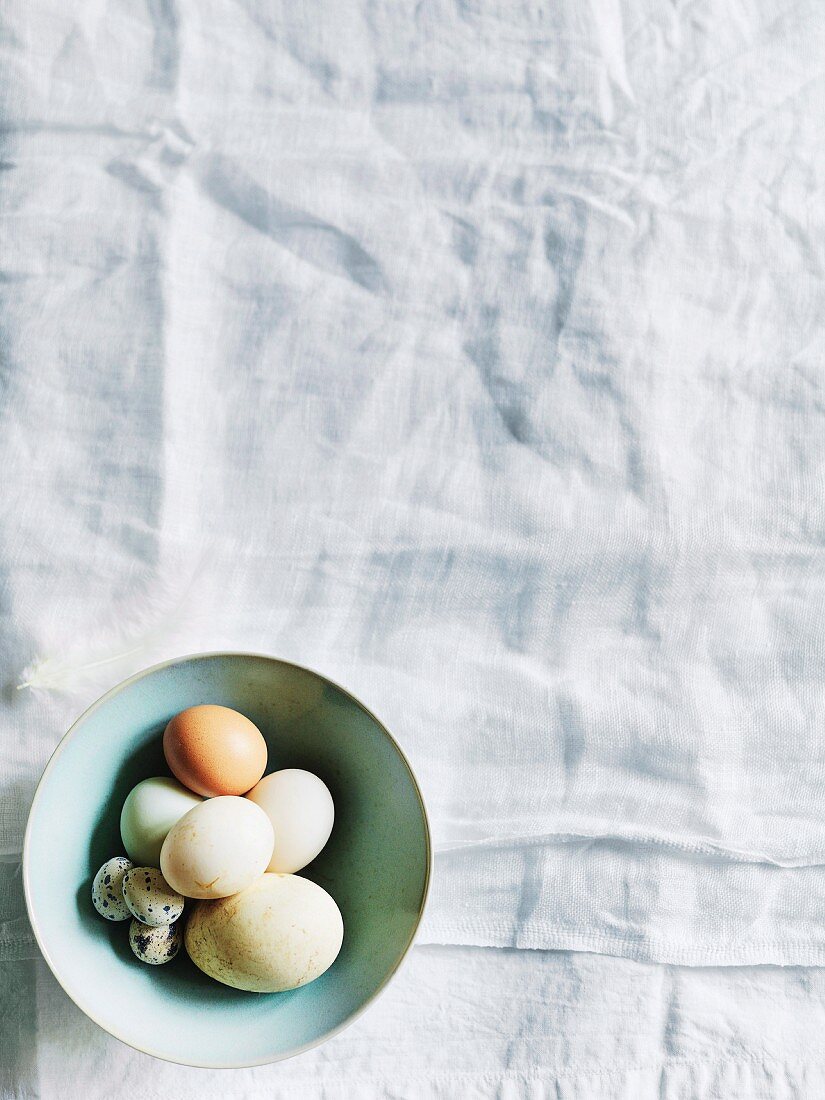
[4,0,825,968]
[3,0,825,1094]
[6,941,825,1099]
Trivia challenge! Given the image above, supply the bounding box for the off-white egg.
[120,777,203,867]
[185,873,344,992]
[246,769,334,874]
[160,796,274,899]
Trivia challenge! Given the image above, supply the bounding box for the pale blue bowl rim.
[22,650,433,1068]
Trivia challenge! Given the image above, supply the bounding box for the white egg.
[160,796,274,899]
[122,866,184,926]
[246,769,334,874]
[129,918,182,965]
[91,856,133,921]
[120,777,203,867]
[185,873,344,992]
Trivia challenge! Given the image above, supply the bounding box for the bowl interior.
[24,654,430,1067]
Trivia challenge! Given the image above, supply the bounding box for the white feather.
[17,550,217,697]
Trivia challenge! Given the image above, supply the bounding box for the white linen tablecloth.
[3,0,825,1094]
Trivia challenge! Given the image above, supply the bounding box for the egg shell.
[185,873,344,992]
[129,918,182,965]
[122,866,184,926]
[246,769,334,874]
[120,777,203,866]
[163,705,267,797]
[160,796,274,899]
[91,856,133,921]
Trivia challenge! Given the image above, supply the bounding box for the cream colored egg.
[185,873,343,992]
[246,769,334,874]
[160,796,274,899]
[120,777,203,867]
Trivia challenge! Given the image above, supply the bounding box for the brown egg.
[163,705,267,797]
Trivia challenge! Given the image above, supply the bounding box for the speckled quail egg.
[91,856,133,921]
[122,866,184,927]
[128,917,182,965]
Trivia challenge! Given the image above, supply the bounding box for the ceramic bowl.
[23,653,431,1067]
